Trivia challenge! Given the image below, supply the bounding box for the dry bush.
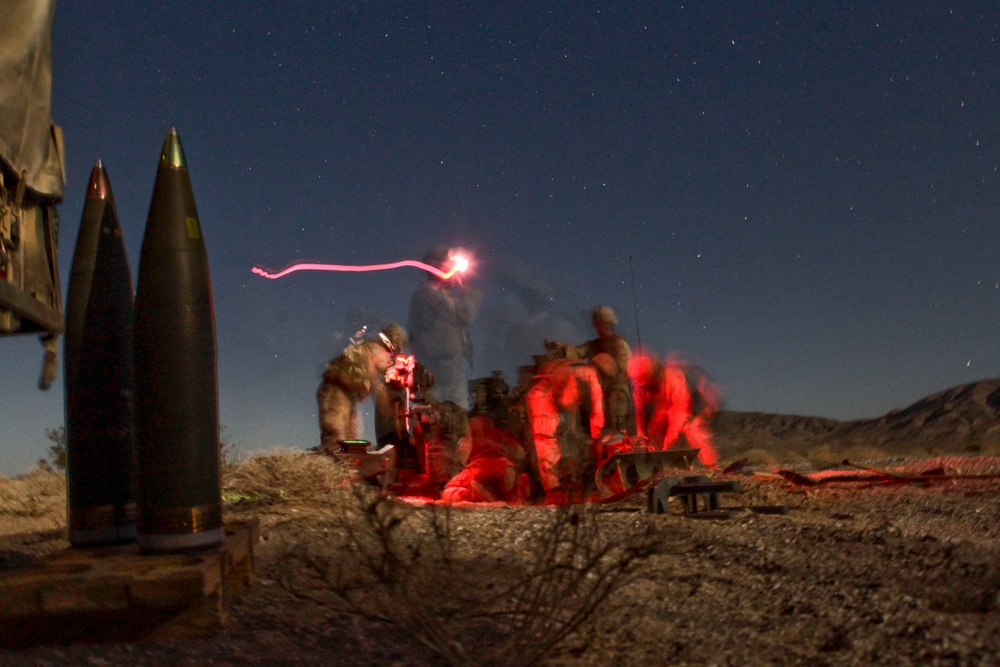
[979,439,1000,456]
[737,442,899,469]
[0,467,66,518]
[222,449,353,508]
[735,447,782,466]
[277,489,666,667]
[838,442,895,464]
[808,442,862,466]
[736,446,820,467]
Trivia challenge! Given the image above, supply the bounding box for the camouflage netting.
[0,0,63,199]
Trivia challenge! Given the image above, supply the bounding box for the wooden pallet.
[0,519,259,648]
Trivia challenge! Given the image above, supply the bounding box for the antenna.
[628,255,642,350]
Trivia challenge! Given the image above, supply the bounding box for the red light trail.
[252,254,470,282]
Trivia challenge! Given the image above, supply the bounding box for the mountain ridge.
[712,378,1000,462]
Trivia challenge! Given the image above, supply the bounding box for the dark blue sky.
[4,1,999,474]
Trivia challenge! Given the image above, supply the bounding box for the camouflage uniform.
[631,353,719,467]
[316,328,403,453]
[560,306,636,436]
[525,358,604,496]
[440,415,531,503]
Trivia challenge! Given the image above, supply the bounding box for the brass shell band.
[139,502,222,534]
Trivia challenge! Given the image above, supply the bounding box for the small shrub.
[0,467,66,518]
[222,450,352,508]
[39,426,66,472]
[278,488,665,667]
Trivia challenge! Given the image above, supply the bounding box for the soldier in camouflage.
[552,306,636,437]
[315,324,407,454]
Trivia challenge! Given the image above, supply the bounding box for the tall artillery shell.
[134,128,223,552]
[64,160,138,546]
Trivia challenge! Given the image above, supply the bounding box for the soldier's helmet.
[592,306,618,327]
[379,323,408,354]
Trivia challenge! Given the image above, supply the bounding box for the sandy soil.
[1,450,999,666]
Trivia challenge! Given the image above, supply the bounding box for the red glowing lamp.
[252,249,474,282]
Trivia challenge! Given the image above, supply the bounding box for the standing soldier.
[407,246,483,411]
[551,306,636,437]
[316,325,407,454]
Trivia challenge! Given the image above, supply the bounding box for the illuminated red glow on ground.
[394,457,1000,506]
[761,456,1000,489]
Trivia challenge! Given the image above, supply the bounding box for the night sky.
[4,1,999,474]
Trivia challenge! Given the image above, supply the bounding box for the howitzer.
[384,352,436,442]
[337,349,714,503]
[594,441,703,499]
[332,439,397,488]
[336,352,445,493]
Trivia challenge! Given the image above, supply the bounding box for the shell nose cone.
[86,159,113,200]
[158,126,187,169]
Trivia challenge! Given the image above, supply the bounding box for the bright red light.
[252,254,472,281]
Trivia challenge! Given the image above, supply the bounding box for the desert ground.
[2,379,999,666]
